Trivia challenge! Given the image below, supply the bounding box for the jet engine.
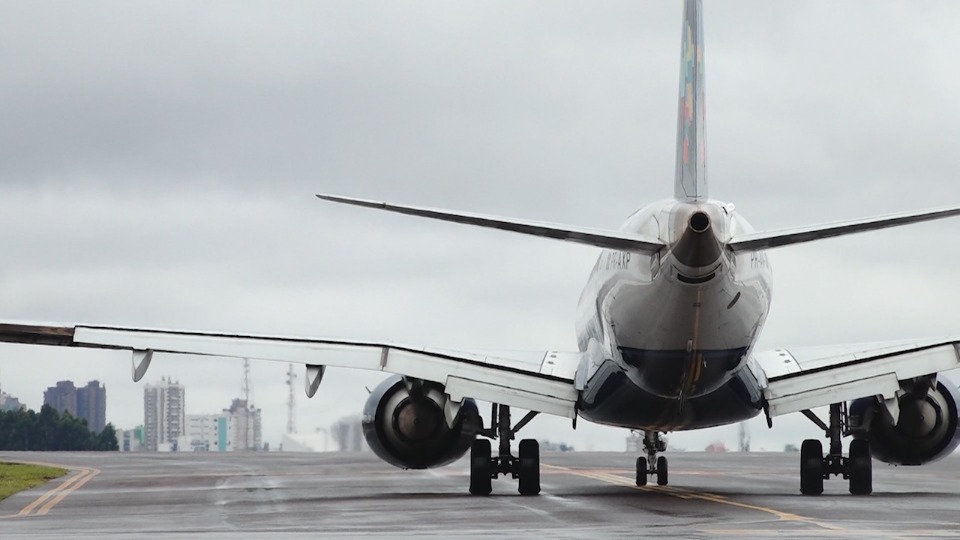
[849,377,960,466]
[362,375,481,469]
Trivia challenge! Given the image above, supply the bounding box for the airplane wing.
[0,322,581,419]
[754,337,960,418]
[728,204,960,252]
[316,194,666,254]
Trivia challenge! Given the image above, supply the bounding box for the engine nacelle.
[362,375,481,469]
[849,377,960,466]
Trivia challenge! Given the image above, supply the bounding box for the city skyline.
[42,379,106,434]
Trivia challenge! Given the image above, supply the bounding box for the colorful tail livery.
[675,0,707,201]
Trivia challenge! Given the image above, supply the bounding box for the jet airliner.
[4,0,960,496]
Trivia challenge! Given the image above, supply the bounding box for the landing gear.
[799,439,823,495]
[799,403,873,495]
[656,456,669,486]
[635,431,668,486]
[469,439,492,495]
[848,438,872,495]
[518,439,541,496]
[635,457,647,486]
[468,404,541,496]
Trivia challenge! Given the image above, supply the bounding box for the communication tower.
[286,364,297,434]
[241,358,251,450]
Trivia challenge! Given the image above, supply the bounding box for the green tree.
[0,406,119,451]
[96,424,119,451]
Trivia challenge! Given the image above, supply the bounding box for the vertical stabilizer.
[674,0,707,201]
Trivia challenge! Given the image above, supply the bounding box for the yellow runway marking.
[36,467,99,515]
[543,464,846,533]
[1,461,100,519]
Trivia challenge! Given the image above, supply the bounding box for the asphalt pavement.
[2,450,959,538]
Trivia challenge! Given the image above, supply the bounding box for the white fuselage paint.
[574,199,772,431]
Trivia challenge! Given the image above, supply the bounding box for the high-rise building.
[226,399,262,451]
[144,378,186,451]
[43,380,107,433]
[77,380,106,433]
[43,380,78,417]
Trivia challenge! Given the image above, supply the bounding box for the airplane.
[3,0,960,497]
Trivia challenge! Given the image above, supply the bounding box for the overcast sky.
[1,1,960,455]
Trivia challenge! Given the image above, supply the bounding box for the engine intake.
[362,375,481,469]
[849,377,960,466]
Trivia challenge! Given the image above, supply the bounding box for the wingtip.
[316,193,353,204]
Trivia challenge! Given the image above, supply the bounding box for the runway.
[2,451,960,538]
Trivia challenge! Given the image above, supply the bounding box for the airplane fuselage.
[575,199,772,431]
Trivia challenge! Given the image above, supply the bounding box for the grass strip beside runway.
[0,462,67,501]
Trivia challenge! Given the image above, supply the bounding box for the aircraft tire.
[469,438,492,496]
[848,439,872,495]
[800,439,824,495]
[636,457,648,486]
[656,456,668,486]
[518,439,541,496]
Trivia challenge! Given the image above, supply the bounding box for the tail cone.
[673,211,721,269]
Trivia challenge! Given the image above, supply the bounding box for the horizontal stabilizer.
[316,194,665,253]
[729,204,960,252]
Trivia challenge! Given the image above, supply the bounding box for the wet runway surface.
[2,451,960,538]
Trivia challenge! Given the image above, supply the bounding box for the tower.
[241,359,251,450]
[286,364,297,435]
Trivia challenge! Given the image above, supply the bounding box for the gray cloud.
[1,1,959,453]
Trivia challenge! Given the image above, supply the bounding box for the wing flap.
[445,376,573,418]
[316,194,665,254]
[757,339,960,417]
[1,322,580,418]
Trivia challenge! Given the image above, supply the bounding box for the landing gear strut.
[468,404,540,496]
[635,431,668,486]
[799,403,872,495]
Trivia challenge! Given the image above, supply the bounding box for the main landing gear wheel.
[797,403,873,495]
[635,457,648,487]
[467,404,542,496]
[656,456,669,486]
[517,439,541,496]
[848,439,872,496]
[469,438,492,496]
[800,439,824,495]
[635,431,669,486]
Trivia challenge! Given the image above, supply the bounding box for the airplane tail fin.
[674,0,708,201]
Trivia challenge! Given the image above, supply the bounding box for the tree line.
[0,404,118,451]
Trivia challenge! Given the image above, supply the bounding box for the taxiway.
[2,451,959,538]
